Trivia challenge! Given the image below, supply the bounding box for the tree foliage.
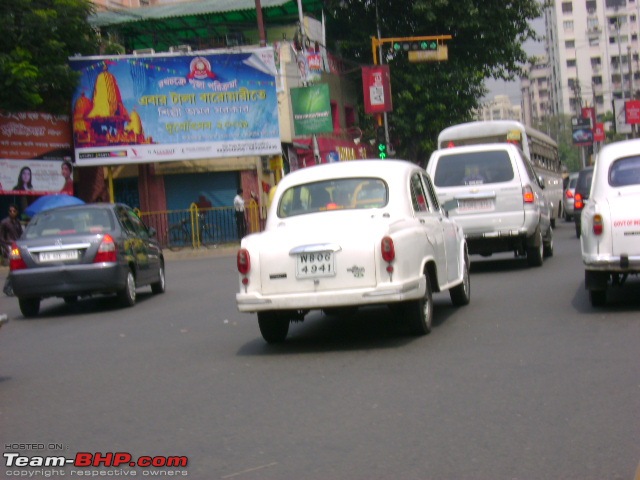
[0,0,98,114]
[323,0,542,162]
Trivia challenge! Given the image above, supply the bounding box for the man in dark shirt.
[0,204,23,265]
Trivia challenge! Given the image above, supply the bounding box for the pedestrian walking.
[234,188,247,239]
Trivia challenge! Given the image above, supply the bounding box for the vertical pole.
[107,166,114,203]
[254,0,266,47]
[374,0,390,151]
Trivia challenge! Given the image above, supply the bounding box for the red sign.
[362,65,393,114]
[0,111,72,160]
[625,100,640,124]
[581,107,595,128]
[593,123,605,142]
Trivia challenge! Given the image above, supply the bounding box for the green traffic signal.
[378,142,388,159]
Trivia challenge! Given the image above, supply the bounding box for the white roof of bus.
[438,120,557,147]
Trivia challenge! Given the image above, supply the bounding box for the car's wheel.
[63,295,78,304]
[527,229,544,267]
[589,289,607,307]
[257,312,290,344]
[19,297,40,318]
[406,273,433,335]
[543,227,554,258]
[449,252,470,306]
[151,262,166,294]
[117,269,136,307]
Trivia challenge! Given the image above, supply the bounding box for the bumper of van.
[583,253,640,272]
[465,229,530,255]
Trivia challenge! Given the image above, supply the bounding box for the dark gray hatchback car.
[8,203,165,317]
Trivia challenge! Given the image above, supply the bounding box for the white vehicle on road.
[581,139,640,306]
[236,159,470,343]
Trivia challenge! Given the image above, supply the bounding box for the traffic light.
[377,142,388,159]
[392,40,438,52]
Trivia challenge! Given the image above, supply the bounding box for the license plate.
[457,199,495,212]
[39,250,79,262]
[296,251,335,278]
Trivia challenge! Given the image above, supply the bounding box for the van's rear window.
[433,150,514,187]
[609,156,640,187]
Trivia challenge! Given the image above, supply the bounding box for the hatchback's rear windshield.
[609,156,640,187]
[25,209,114,238]
[277,178,388,218]
[433,150,514,187]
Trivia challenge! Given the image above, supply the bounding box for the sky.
[483,17,546,105]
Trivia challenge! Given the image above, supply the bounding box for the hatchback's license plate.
[296,251,335,278]
[457,199,495,212]
[40,250,78,262]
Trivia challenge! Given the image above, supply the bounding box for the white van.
[427,143,553,267]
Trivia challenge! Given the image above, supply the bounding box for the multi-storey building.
[544,0,640,119]
[475,95,522,122]
[520,55,551,126]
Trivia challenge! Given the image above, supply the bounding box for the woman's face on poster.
[21,168,31,183]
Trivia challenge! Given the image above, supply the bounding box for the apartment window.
[632,15,637,21]
[591,57,602,67]
[633,33,638,41]
[610,35,629,43]
[586,0,596,12]
[605,0,626,7]
[567,59,577,67]
[562,1,573,12]
[568,78,578,89]
[565,39,576,48]
[563,20,574,31]
[592,75,603,84]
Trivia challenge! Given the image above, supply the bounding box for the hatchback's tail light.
[565,189,574,199]
[574,192,584,210]
[93,234,117,263]
[237,249,250,285]
[522,185,535,204]
[592,214,603,235]
[9,242,27,271]
[381,236,395,263]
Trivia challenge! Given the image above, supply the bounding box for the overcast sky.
[483,17,546,105]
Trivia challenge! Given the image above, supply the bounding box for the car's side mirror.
[538,175,546,189]
[148,226,157,238]
[441,199,458,215]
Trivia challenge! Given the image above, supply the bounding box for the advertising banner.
[572,117,593,146]
[362,65,393,114]
[0,112,72,160]
[0,159,72,195]
[290,84,333,136]
[624,100,640,124]
[593,123,606,142]
[69,48,281,166]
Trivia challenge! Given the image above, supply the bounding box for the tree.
[323,0,541,162]
[0,0,98,114]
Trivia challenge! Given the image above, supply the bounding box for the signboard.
[408,45,449,63]
[362,65,393,114]
[613,99,632,134]
[593,123,606,142]
[572,117,593,146]
[581,107,595,127]
[290,84,333,136]
[1,159,71,195]
[69,48,281,166]
[0,112,72,160]
[624,100,640,124]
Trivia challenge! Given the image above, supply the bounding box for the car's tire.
[19,297,40,318]
[527,229,544,267]
[117,269,136,307]
[450,252,470,306]
[406,273,433,335]
[151,262,166,294]
[589,289,607,307]
[63,296,78,304]
[257,312,290,344]
[543,227,554,258]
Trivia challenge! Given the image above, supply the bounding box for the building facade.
[474,95,522,122]
[520,55,552,126]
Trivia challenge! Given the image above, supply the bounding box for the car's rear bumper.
[583,254,640,272]
[236,277,425,312]
[9,263,127,298]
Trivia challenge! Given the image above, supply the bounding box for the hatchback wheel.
[151,263,166,294]
[527,229,544,267]
[543,227,554,258]
[258,312,290,343]
[19,298,41,318]
[406,273,433,335]
[118,269,136,307]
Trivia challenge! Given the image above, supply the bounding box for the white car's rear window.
[609,156,640,187]
[277,178,388,218]
[433,150,514,187]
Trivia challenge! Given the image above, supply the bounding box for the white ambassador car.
[236,159,470,343]
[581,139,640,306]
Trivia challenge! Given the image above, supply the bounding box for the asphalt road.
[1,221,639,480]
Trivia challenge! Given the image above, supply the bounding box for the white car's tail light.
[381,236,395,273]
[9,242,27,271]
[93,234,117,263]
[237,249,251,285]
[522,185,535,204]
[593,214,603,235]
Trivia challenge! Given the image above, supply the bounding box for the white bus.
[437,120,564,225]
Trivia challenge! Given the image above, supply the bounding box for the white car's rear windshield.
[277,178,388,218]
[433,150,515,187]
[609,156,640,187]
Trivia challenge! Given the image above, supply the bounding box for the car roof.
[430,142,521,156]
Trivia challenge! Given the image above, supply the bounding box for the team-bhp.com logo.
[4,451,188,468]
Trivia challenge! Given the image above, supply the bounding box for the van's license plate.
[457,199,495,212]
[296,251,335,278]
[40,250,79,262]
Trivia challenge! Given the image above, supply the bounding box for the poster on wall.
[290,84,333,136]
[0,159,72,195]
[0,111,72,160]
[69,48,282,166]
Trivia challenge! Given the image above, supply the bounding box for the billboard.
[0,159,72,195]
[0,112,72,160]
[290,84,333,136]
[362,65,393,114]
[69,48,281,166]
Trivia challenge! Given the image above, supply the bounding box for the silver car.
[563,172,579,220]
[8,203,165,317]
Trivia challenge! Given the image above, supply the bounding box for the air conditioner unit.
[169,45,192,53]
[133,48,155,55]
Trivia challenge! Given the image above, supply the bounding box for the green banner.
[290,84,333,136]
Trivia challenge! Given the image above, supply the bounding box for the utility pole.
[254,0,266,47]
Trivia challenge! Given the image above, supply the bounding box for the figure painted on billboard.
[60,161,73,194]
[13,167,34,191]
[187,57,217,80]
[124,109,144,142]
[73,92,93,142]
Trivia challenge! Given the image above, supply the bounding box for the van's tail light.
[381,235,395,267]
[565,189,574,199]
[523,185,535,204]
[93,234,117,263]
[9,242,27,271]
[593,214,603,235]
[574,193,584,210]
[237,249,251,285]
